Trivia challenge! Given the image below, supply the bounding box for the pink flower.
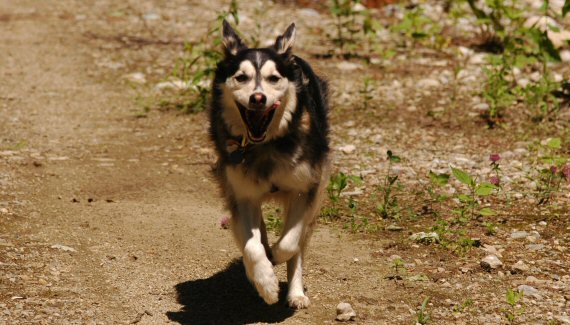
[489,176,500,186]
[489,154,501,162]
[550,166,558,174]
[220,216,231,229]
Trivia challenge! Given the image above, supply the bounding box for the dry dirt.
[1,1,569,325]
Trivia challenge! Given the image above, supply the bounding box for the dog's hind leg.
[286,252,310,309]
[231,200,279,305]
[271,190,317,265]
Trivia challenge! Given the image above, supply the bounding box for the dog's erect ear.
[274,23,296,56]
[222,20,246,56]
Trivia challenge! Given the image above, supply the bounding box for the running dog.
[208,20,330,309]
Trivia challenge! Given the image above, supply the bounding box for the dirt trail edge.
[1,2,393,324]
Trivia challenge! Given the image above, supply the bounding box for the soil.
[0,1,569,325]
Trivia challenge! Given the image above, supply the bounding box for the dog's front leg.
[231,200,279,305]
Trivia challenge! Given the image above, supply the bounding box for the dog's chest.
[225,151,315,200]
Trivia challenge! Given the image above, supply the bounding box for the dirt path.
[0,2,394,324]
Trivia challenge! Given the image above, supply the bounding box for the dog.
[208,20,330,309]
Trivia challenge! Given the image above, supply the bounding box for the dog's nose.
[249,93,267,106]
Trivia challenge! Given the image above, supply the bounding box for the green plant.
[265,208,283,235]
[528,138,569,205]
[359,76,374,110]
[466,0,565,124]
[160,0,239,113]
[451,166,498,220]
[453,298,474,313]
[483,221,498,235]
[329,0,362,56]
[376,150,402,219]
[322,172,362,219]
[503,288,524,323]
[416,297,431,324]
[391,5,445,49]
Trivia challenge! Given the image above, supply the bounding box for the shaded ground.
[1,0,569,324]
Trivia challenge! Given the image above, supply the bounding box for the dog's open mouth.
[236,100,281,142]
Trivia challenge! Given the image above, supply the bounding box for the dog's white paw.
[251,260,279,305]
[288,294,310,309]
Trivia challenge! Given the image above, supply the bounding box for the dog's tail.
[292,55,329,138]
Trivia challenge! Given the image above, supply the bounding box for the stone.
[50,244,76,252]
[338,145,356,154]
[336,302,356,322]
[511,231,529,239]
[526,244,545,251]
[517,285,540,298]
[336,61,361,71]
[511,261,529,274]
[409,232,439,244]
[124,72,146,84]
[480,255,503,271]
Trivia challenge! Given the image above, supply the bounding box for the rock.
[481,255,503,271]
[409,232,439,244]
[526,244,545,251]
[125,72,146,84]
[50,244,76,252]
[481,244,502,258]
[510,231,529,239]
[338,145,356,154]
[386,224,404,231]
[336,61,361,71]
[417,78,440,88]
[155,80,190,90]
[511,261,529,274]
[143,13,160,21]
[561,50,570,62]
[473,103,489,111]
[299,8,320,17]
[517,285,540,298]
[336,302,356,322]
[538,221,547,226]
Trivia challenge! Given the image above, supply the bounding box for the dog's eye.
[235,74,249,83]
[267,75,281,84]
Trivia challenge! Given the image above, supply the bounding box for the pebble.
[511,231,529,239]
[125,72,146,84]
[338,145,356,154]
[517,285,541,298]
[336,61,361,71]
[555,315,570,324]
[511,261,529,274]
[481,244,502,258]
[336,302,356,322]
[417,78,440,88]
[386,225,404,231]
[50,244,76,252]
[526,244,545,251]
[409,232,439,244]
[480,255,503,271]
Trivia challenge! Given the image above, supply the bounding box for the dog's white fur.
[212,21,330,309]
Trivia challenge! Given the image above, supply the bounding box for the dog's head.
[216,20,298,143]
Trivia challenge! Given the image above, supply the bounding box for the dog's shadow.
[166,259,295,325]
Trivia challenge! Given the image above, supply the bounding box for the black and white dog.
[208,20,330,309]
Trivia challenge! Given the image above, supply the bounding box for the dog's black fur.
[207,20,330,309]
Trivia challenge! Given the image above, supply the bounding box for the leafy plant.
[376,150,402,219]
[416,297,431,324]
[392,5,445,49]
[503,288,524,323]
[530,138,569,205]
[160,0,239,113]
[323,172,362,219]
[451,166,498,220]
[329,0,362,56]
[265,208,283,236]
